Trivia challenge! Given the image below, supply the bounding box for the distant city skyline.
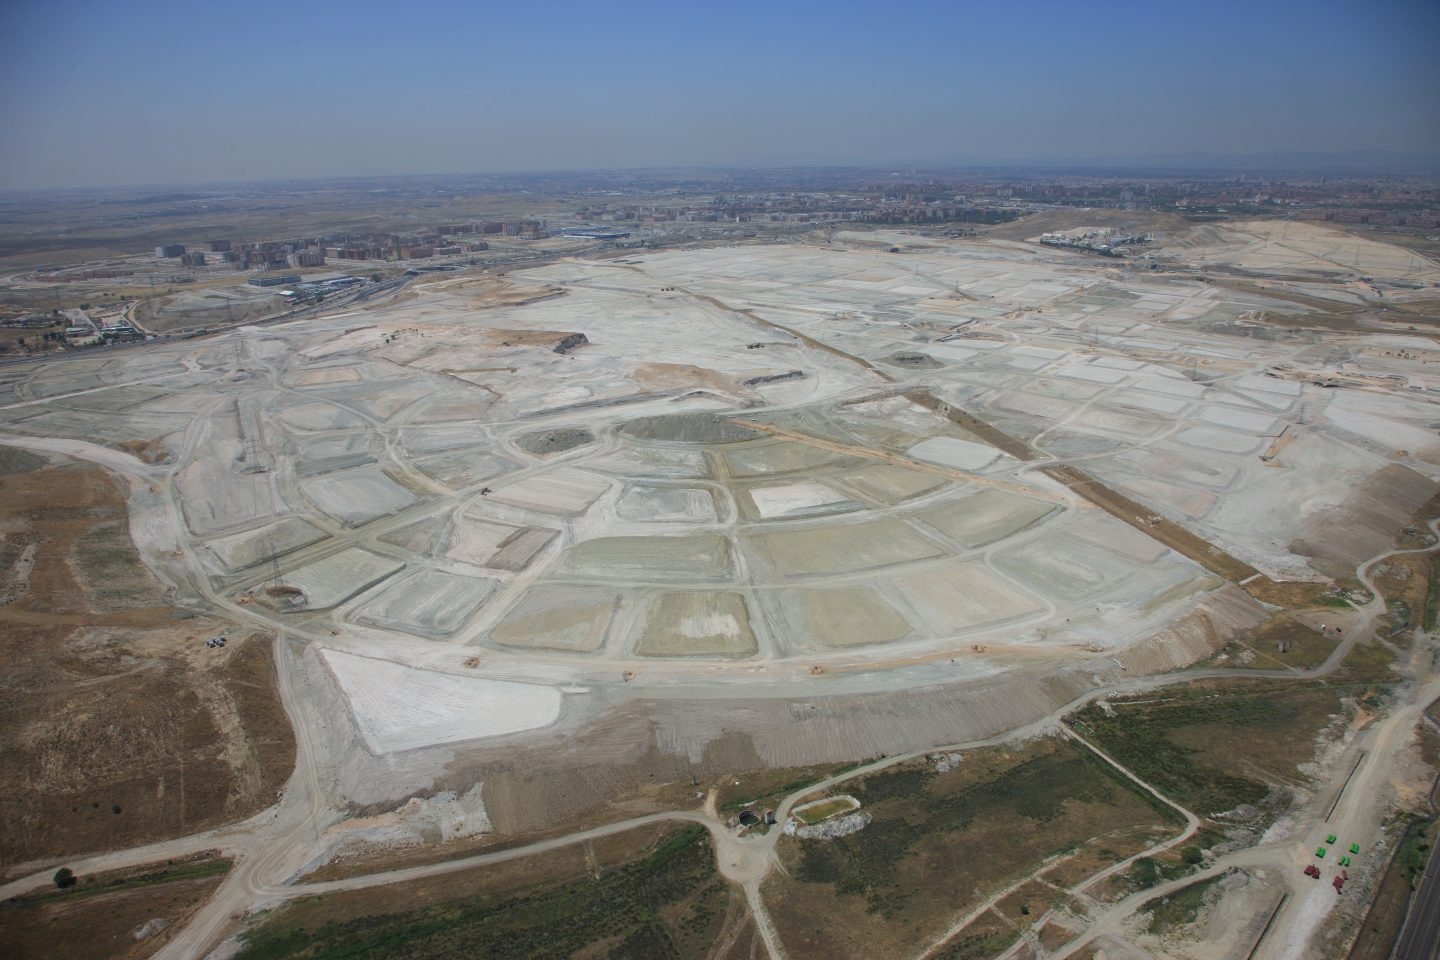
[1,0,1437,191]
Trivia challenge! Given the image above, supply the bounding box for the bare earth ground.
[0,450,293,873]
[0,854,231,960]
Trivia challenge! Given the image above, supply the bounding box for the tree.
[53,867,76,889]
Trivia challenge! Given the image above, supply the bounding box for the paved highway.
[1394,822,1440,960]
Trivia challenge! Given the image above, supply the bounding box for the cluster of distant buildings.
[248,274,369,304]
[571,193,1023,227]
[151,219,566,272]
[1039,230,1151,257]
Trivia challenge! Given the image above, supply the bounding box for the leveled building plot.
[906,436,1003,472]
[724,441,844,477]
[742,481,860,520]
[278,548,404,610]
[412,450,513,488]
[486,468,609,516]
[490,527,561,571]
[204,517,328,571]
[559,535,733,582]
[587,446,709,479]
[1071,408,1166,440]
[990,391,1082,421]
[379,515,449,556]
[176,462,289,537]
[833,463,947,505]
[1109,390,1189,416]
[291,367,361,387]
[616,484,717,523]
[1112,476,1218,520]
[321,649,562,753]
[276,401,368,432]
[635,591,758,658]
[897,563,1044,631]
[291,433,377,476]
[1064,510,1172,563]
[447,516,558,571]
[1234,373,1302,397]
[927,344,978,364]
[1122,449,1238,490]
[742,518,945,579]
[1200,406,1279,434]
[301,466,422,527]
[992,537,1135,601]
[400,424,494,456]
[487,584,618,653]
[1056,363,1127,385]
[913,490,1057,549]
[776,585,915,650]
[1132,376,1206,400]
[1235,389,1295,412]
[1172,426,1264,455]
[349,569,498,638]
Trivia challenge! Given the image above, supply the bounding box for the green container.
[1325,834,1336,844]
[1349,843,1360,854]
[1316,847,1326,858]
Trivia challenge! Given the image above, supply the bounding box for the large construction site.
[3,217,1440,960]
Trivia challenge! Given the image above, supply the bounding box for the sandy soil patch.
[321,649,562,752]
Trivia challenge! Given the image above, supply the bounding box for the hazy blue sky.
[1,0,1436,189]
